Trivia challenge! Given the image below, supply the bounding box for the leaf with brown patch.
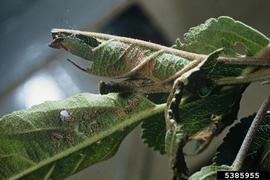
[0,93,162,179]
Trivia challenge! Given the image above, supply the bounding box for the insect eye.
[60,110,70,122]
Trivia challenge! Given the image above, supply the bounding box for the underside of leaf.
[0,93,162,179]
[50,29,197,94]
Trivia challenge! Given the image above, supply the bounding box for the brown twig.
[232,95,270,171]
[216,69,270,85]
[218,57,270,66]
[51,28,205,61]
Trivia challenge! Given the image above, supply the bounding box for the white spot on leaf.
[60,110,70,122]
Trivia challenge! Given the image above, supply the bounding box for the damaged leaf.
[0,93,164,179]
[141,16,269,154]
[49,29,198,93]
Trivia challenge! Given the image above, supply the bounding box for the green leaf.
[165,123,188,178]
[0,93,164,179]
[49,17,269,162]
[141,16,269,154]
[141,113,166,154]
[141,93,169,154]
[175,16,270,79]
[257,138,270,170]
[214,112,270,170]
[250,112,270,156]
[189,165,232,180]
[50,29,192,94]
[141,86,243,155]
[50,17,269,83]
[180,87,243,136]
[213,115,253,166]
[176,16,269,56]
[184,49,223,96]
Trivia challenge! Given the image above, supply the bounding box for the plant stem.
[218,57,270,66]
[52,28,205,61]
[162,59,201,84]
[216,69,270,85]
[232,95,270,171]
[52,29,270,67]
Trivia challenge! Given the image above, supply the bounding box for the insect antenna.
[66,58,87,72]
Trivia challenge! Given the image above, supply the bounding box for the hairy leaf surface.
[141,113,166,154]
[48,16,270,166]
[176,16,269,56]
[0,93,162,179]
[175,16,270,79]
[257,138,270,170]
[50,29,193,94]
[189,165,232,180]
[142,87,243,154]
[142,16,269,153]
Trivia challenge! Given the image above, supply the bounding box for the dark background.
[0,0,269,179]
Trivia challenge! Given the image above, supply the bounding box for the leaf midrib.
[10,103,166,180]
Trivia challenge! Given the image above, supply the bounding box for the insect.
[49,18,270,178]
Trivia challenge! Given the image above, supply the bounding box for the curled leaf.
[49,29,197,93]
[165,123,188,178]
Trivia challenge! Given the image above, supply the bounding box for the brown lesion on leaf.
[50,132,64,150]
[118,43,161,81]
[190,123,217,142]
[121,44,142,69]
[80,112,98,122]
[113,96,141,118]
[64,133,74,145]
[128,45,148,68]
[136,57,159,81]
[125,97,140,113]
[50,131,74,150]
[64,109,108,123]
[187,123,218,154]
[116,45,146,78]
[129,50,163,82]
[114,109,127,119]
[81,109,108,121]
[87,121,100,133]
